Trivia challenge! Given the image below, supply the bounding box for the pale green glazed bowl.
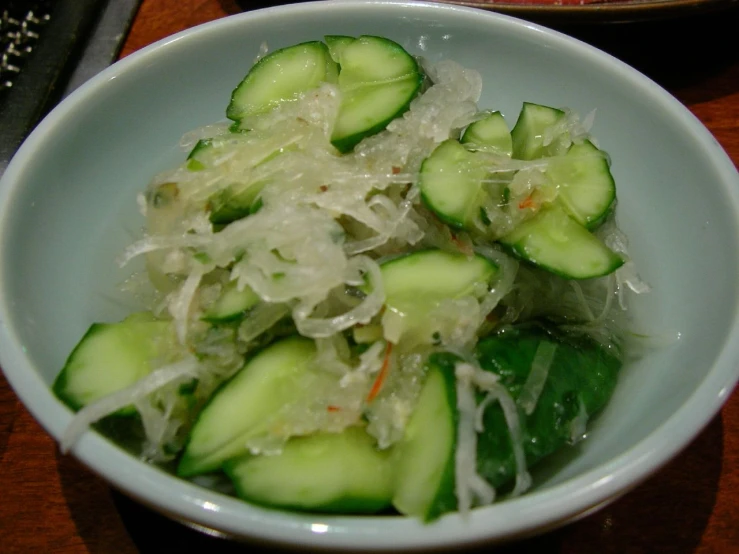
[1,0,738,549]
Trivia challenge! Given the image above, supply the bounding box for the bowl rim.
[1,0,738,549]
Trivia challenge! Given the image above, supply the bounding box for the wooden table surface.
[2,1,738,552]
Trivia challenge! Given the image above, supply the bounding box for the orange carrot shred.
[366,342,394,403]
[450,233,474,256]
[518,194,535,210]
[327,405,341,412]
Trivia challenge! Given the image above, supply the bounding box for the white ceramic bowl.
[1,0,738,550]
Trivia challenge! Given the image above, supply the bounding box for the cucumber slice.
[392,354,458,521]
[202,281,260,323]
[461,111,513,157]
[177,336,338,477]
[52,313,176,414]
[186,139,214,172]
[500,206,624,279]
[224,427,394,514]
[419,140,488,229]
[207,183,265,225]
[186,134,252,172]
[324,35,355,63]
[548,140,615,229]
[382,249,497,308]
[511,103,566,160]
[475,326,621,489]
[331,36,423,153]
[226,41,338,122]
[380,249,497,344]
[188,136,279,224]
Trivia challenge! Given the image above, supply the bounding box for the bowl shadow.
[54,412,723,553]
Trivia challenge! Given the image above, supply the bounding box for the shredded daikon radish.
[455,362,496,513]
[470,363,532,498]
[364,350,425,448]
[60,356,200,453]
[293,256,384,337]
[179,122,231,150]
[58,47,646,517]
[314,333,355,376]
[338,340,386,388]
[570,281,596,322]
[541,108,595,151]
[475,246,519,323]
[597,216,651,308]
[169,267,205,344]
[518,341,558,415]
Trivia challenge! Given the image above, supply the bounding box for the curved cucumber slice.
[202,281,260,323]
[500,206,624,279]
[392,354,458,521]
[461,111,513,157]
[380,249,497,344]
[382,249,497,309]
[224,427,394,514]
[226,41,338,121]
[331,35,423,153]
[548,140,615,229]
[177,336,337,476]
[475,326,621,489]
[511,102,566,160]
[53,313,176,414]
[324,35,355,63]
[419,140,488,229]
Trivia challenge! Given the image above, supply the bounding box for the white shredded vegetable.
[55,47,651,519]
[471,363,532,498]
[455,362,496,513]
[518,341,558,415]
[61,357,200,454]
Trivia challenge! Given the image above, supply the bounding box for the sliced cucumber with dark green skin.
[186,134,253,172]
[511,102,566,160]
[547,140,616,229]
[224,426,394,514]
[186,139,214,172]
[226,41,338,122]
[186,137,258,224]
[193,137,283,225]
[419,140,488,229]
[392,353,458,521]
[177,336,339,477]
[207,183,265,225]
[475,325,621,489]
[324,35,355,63]
[500,206,624,279]
[202,282,260,323]
[53,313,176,414]
[461,111,513,157]
[331,35,423,153]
